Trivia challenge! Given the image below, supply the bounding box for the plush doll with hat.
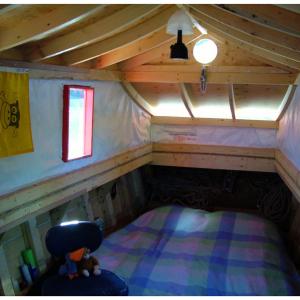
[77,248,101,277]
[59,248,85,279]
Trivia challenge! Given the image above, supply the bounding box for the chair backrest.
[45,221,103,257]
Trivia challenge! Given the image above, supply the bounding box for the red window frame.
[62,85,94,162]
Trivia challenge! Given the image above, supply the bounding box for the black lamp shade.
[170,30,188,60]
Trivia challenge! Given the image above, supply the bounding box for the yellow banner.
[0,72,33,158]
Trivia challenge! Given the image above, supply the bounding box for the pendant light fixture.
[170,30,188,60]
[167,10,193,60]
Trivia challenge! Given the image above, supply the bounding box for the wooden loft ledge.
[151,116,279,129]
[152,143,276,173]
[1,142,300,235]
[275,150,300,203]
[0,144,152,234]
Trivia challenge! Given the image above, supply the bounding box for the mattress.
[94,205,300,295]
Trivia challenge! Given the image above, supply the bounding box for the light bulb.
[193,39,218,64]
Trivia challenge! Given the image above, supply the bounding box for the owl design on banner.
[0,91,20,136]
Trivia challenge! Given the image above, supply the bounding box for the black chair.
[42,221,128,296]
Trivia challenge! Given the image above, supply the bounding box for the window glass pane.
[68,88,85,160]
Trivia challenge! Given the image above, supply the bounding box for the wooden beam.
[121,82,155,116]
[152,144,276,173]
[119,33,202,71]
[0,48,24,61]
[189,7,300,70]
[0,245,14,295]
[131,65,290,74]
[179,83,194,118]
[29,69,121,82]
[153,143,275,158]
[123,71,297,85]
[0,144,151,215]
[0,144,152,233]
[191,4,300,51]
[275,150,300,203]
[0,5,103,52]
[96,27,176,69]
[0,4,20,16]
[151,116,278,129]
[0,59,121,81]
[152,153,275,172]
[23,218,47,273]
[61,6,177,66]
[49,202,71,226]
[276,85,297,121]
[219,4,300,38]
[29,5,161,62]
[83,192,94,222]
[177,4,208,35]
[228,84,236,119]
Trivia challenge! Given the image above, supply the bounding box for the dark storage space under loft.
[141,166,294,231]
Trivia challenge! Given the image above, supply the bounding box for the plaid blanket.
[94,205,300,295]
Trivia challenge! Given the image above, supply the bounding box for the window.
[62,85,94,162]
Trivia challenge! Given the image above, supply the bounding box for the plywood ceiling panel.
[234,84,288,121]
[132,83,189,117]
[187,83,232,119]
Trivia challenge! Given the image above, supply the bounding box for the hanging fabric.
[0,71,33,158]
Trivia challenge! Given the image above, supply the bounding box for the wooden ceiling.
[0,4,299,126]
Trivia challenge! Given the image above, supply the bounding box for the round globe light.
[193,39,218,64]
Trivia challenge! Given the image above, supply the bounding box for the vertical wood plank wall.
[0,169,145,296]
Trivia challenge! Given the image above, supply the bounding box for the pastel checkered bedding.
[94,205,300,295]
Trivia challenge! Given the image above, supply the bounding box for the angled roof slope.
[0,4,299,126]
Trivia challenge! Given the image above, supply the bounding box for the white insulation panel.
[277,86,300,170]
[0,79,151,196]
[152,124,277,148]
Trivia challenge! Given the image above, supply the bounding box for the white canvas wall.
[0,78,151,196]
[277,86,300,170]
[152,124,277,148]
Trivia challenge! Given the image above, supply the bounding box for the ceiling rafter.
[228,83,236,119]
[0,4,20,15]
[119,33,203,71]
[189,6,300,70]
[0,5,103,52]
[95,27,176,69]
[193,4,300,51]
[0,58,121,81]
[121,82,155,116]
[179,83,195,118]
[276,85,297,121]
[27,4,161,62]
[61,6,177,66]
[218,4,300,38]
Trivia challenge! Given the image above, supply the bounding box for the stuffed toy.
[77,248,101,277]
[59,248,85,279]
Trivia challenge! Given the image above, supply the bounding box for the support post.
[23,218,47,273]
[0,242,15,295]
[83,192,94,221]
